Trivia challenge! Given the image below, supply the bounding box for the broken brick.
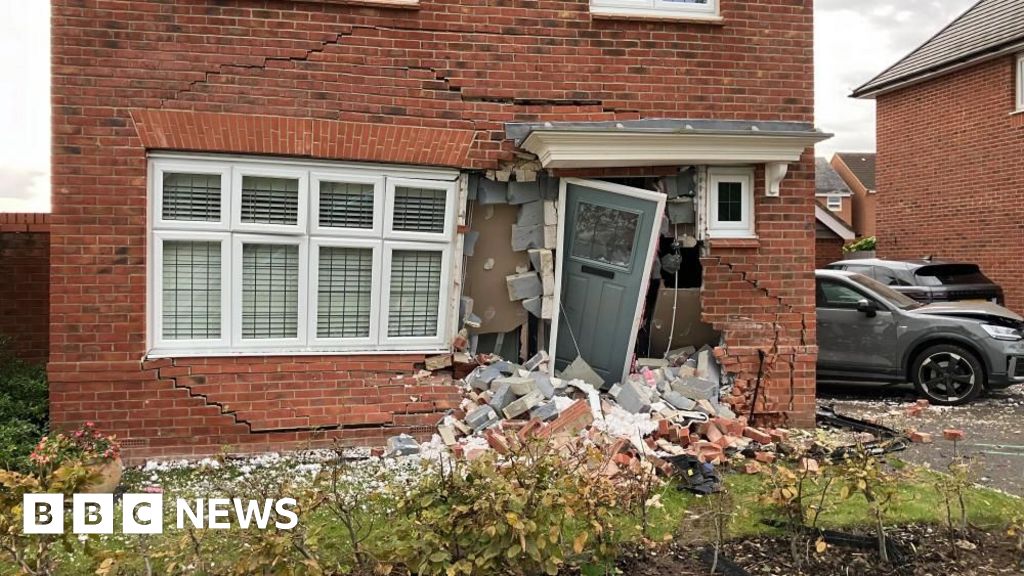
[799,458,820,473]
[769,429,790,443]
[754,451,776,464]
[537,400,593,439]
[744,462,763,475]
[743,427,772,445]
[943,429,966,442]
[484,430,511,455]
[910,431,933,444]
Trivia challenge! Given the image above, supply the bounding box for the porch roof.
[505,119,831,169]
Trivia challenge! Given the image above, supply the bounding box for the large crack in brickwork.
[163,24,624,114]
[705,255,812,424]
[157,361,254,432]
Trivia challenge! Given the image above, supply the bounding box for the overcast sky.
[0,0,978,212]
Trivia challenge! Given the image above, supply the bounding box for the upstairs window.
[826,195,843,212]
[150,157,456,356]
[590,0,718,19]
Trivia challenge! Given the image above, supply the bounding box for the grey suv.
[826,258,1004,305]
[817,270,1024,405]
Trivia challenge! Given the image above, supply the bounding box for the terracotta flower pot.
[83,457,123,493]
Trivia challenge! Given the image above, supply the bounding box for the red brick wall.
[816,237,843,269]
[0,214,50,364]
[52,0,816,458]
[875,56,1024,313]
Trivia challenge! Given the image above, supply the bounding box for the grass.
[4,453,1023,575]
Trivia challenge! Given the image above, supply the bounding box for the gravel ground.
[818,381,1024,497]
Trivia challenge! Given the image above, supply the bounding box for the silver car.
[817,270,1024,405]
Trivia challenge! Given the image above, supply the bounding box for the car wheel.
[911,344,985,406]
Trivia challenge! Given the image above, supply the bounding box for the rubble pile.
[389,347,793,481]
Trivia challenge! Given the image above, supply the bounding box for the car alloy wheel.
[917,351,977,404]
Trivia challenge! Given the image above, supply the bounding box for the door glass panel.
[571,202,639,269]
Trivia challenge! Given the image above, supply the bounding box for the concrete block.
[517,200,558,227]
[512,224,557,251]
[437,425,457,446]
[559,356,606,389]
[666,199,696,224]
[488,382,517,411]
[529,371,555,399]
[506,272,543,301]
[616,380,652,414]
[662,391,697,411]
[523,351,548,371]
[466,364,503,391]
[478,178,508,205]
[465,405,500,432]
[386,434,420,456]
[508,181,542,205]
[493,376,535,397]
[503,390,545,419]
[670,377,718,401]
[527,248,555,295]
[522,295,554,319]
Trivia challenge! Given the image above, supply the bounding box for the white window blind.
[319,181,375,229]
[317,247,374,338]
[162,173,222,221]
[241,176,299,225]
[392,186,447,233]
[161,240,222,340]
[388,250,442,338]
[241,243,300,339]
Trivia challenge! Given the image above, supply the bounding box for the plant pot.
[844,250,876,260]
[83,457,123,493]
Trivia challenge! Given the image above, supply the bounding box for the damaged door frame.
[549,177,667,384]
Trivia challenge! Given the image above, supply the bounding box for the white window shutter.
[317,246,374,338]
[387,250,442,338]
[240,176,300,225]
[161,240,222,339]
[319,181,375,229]
[241,243,300,339]
[162,173,222,222]
[392,186,447,233]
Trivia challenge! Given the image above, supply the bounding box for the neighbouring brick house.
[853,0,1024,312]
[52,0,828,460]
[813,157,855,268]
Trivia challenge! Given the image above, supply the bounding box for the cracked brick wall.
[702,159,818,428]
[875,55,1024,314]
[51,0,815,458]
[0,214,50,365]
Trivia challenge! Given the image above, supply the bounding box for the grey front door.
[555,180,661,385]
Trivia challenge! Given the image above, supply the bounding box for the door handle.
[581,264,615,279]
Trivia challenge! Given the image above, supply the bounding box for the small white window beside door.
[706,167,755,239]
[149,157,456,357]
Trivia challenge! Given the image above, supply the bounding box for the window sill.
[590,8,725,24]
[145,347,449,359]
[708,237,760,250]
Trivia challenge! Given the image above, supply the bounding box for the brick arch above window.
[130,110,477,169]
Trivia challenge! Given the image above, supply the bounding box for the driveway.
[818,381,1024,497]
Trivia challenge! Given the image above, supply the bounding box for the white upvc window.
[149,156,456,357]
[1016,54,1024,111]
[706,167,755,239]
[590,0,718,20]
[826,195,843,212]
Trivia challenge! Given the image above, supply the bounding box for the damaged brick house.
[51,0,828,459]
[852,0,1024,312]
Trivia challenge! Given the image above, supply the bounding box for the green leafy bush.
[387,440,633,576]
[842,236,877,253]
[0,338,48,471]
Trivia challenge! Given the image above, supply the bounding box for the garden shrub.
[386,439,632,576]
[0,337,48,471]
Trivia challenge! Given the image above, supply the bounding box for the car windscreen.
[845,273,922,310]
[914,264,991,286]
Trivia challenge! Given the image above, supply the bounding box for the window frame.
[148,156,458,358]
[231,164,309,235]
[231,234,309,350]
[307,237,383,349]
[826,195,843,212]
[153,161,231,231]
[151,230,233,352]
[380,242,452,349]
[590,0,719,19]
[817,279,878,310]
[310,170,385,238]
[1016,54,1024,111]
[707,167,755,239]
[384,177,458,242]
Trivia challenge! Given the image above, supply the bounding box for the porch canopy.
[505,119,831,169]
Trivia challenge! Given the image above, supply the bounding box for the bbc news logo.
[23,494,298,534]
